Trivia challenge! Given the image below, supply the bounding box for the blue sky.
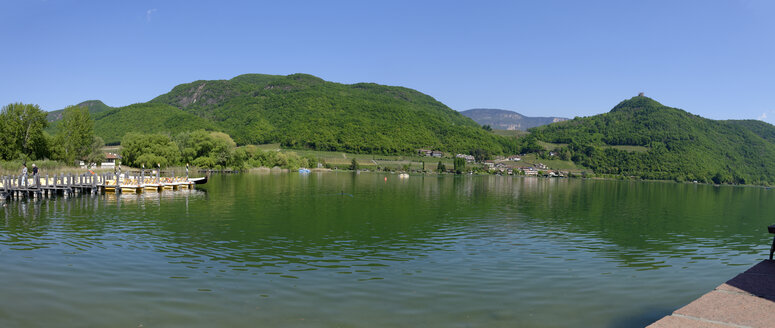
[1,0,774,123]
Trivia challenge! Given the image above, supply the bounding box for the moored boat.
[189,176,208,185]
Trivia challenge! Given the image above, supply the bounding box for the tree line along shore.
[0,102,556,177]
[5,93,775,187]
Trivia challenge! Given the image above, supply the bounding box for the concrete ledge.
[648,260,775,328]
[649,315,735,328]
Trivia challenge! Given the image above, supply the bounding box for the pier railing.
[1,171,195,200]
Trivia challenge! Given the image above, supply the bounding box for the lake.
[1,172,773,327]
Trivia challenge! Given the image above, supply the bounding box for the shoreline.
[2,161,771,189]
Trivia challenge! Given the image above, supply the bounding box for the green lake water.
[1,172,774,327]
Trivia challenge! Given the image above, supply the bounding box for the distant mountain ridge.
[460,108,567,130]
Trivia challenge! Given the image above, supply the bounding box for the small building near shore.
[101,153,122,167]
[456,154,475,162]
[520,167,538,175]
[418,149,433,156]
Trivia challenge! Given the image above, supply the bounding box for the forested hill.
[460,108,567,130]
[529,95,775,185]
[47,100,113,122]
[88,73,515,154]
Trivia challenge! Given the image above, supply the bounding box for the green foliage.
[518,135,544,154]
[454,157,466,174]
[84,136,106,164]
[470,148,492,162]
[46,100,113,134]
[350,158,359,171]
[174,130,239,169]
[148,73,517,155]
[119,130,310,170]
[120,133,180,168]
[93,103,217,144]
[437,160,446,172]
[0,103,48,161]
[52,105,95,163]
[530,96,775,185]
[43,74,521,159]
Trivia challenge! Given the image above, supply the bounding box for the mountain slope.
[143,73,516,154]
[47,100,113,122]
[529,96,775,185]
[93,103,218,144]
[45,100,114,134]
[460,108,567,130]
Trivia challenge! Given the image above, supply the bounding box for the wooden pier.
[1,170,202,200]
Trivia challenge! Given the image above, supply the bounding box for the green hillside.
[93,103,217,144]
[47,100,112,121]
[46,100,114,133]
[144,73,515,154]
[529,96,775,185]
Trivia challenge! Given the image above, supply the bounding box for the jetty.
[649,228,775,327]
[0,170,206,200]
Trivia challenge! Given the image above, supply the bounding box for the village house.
[418,149,443,157]
[103,152,122,167]
[535,163,548,170]
[508,155,521,161]
[417,149,433,156]
[78,152,123,168]
[484,161,495,169]
[456,154,475,162]
[520,167,538,175]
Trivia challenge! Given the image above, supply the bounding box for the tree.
[437,160,446,172]
[53,105,95,164]
[210,132,237,168]
[120,133,180,167]
[84,136,106,165]
[454,157,466,174]
[174,130,240,169]
[350,158,359,171]
[520,135,544,154]
[0,113,12,159]
[0,103,48,160]
[470,148,492,163]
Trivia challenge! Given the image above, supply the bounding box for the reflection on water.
[0,173,773,328]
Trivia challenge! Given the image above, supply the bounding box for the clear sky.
[1,0,774,123]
